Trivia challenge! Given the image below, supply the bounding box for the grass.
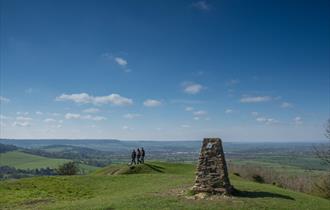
[0,161,329,210]
[0,151,71,169]
[0,150,99,173]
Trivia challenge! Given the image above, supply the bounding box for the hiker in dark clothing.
[130,149,136,165]
[141,147,145,164]
[137,148,141,164]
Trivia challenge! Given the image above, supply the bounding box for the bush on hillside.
[57,162,79,175]
[314,173,330,199]
[252,174,265,183]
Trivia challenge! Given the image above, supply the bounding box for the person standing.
[130,149,136,165]
[141,147,145,164]
[137,148,141,164]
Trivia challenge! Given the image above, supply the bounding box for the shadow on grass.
[144,163,165,173]
[234,190,295,200]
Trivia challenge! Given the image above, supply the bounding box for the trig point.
[192,138,234,195]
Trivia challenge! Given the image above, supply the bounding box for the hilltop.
[1,162,329,210]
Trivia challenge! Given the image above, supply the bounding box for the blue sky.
[0,0,329,141]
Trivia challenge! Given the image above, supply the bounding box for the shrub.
[313,173,330,199]
[57,162,79,175]
[252,174,265,183]
[233,172,240,177]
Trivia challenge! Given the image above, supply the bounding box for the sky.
[0,0,329,141]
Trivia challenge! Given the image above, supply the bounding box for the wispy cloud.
[143,99,162,107]
[182,82,203,94]
[114,57,127,67]
[16,116,32,121]
[123,113,141,119]
[192,1,211,11]
[16,112,29,116]
[0,96,10,103]
[226,79,240,86]
[65,113,81,120]
[65,113,106,121]
[0,115,10,120]
[225,109,233,114]
[83,108,100,113]
[56,93,133,106]
[25,88,38,94]
[185,107,194,111]
[44,118,57,123]
[102,53,131,73]
[293,116,303,125]
[251,111,259,116]
[36,111,43,115]
[12,121,31,127]
[122,125,133,130]
[240,96,272,103]
[170,99,204,104]
[181,124,190,128]
[256,117,278,125]
[193,110,207,116]
[281,102,293,108]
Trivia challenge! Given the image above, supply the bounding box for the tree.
[57,162,79,175]
[315,119,330,165]
[314,119,330,198]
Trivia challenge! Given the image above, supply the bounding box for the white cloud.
[281,102,293,108]
[240,96,272,103]
[0,96,10,103]
[181,124,190,128]
[226,79,240,86]
[12,121,31,127]
[192,1,210,11]
[65,113,81,120]
[25,88,35,94]
[251,112,259,116]
[56,93,90,103]
[56,93,133,106]
[194,117,200,120]
[36,111,43,115]
[193,110,207,116]
[294,117,303,125]
[44,118,56,123]
[185,107,194,111]
[16,116,32,121]
[123,113,141,119]
[83,108,100,113]
[225,109,233,114]
[143,99,162,107]
[256,117,278,125]
[16,112,29,116]
[114,57,127,67]
[182,82,203,94]
[0,115,10,120]
[64,113,106,121]
[122,125,133,130]
[83,115,107,121]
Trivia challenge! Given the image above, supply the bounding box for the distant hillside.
[0,151,70,169]
[1,162,329,210]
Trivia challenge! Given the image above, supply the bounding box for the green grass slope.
[0,161,329,210]
[0,151,71,169]
[0,151,99,173]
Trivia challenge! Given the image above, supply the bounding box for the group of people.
[130,148,145,165]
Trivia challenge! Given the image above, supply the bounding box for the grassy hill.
[0,151,99,173]
[0,151,71,169]
[0,161,329,210]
